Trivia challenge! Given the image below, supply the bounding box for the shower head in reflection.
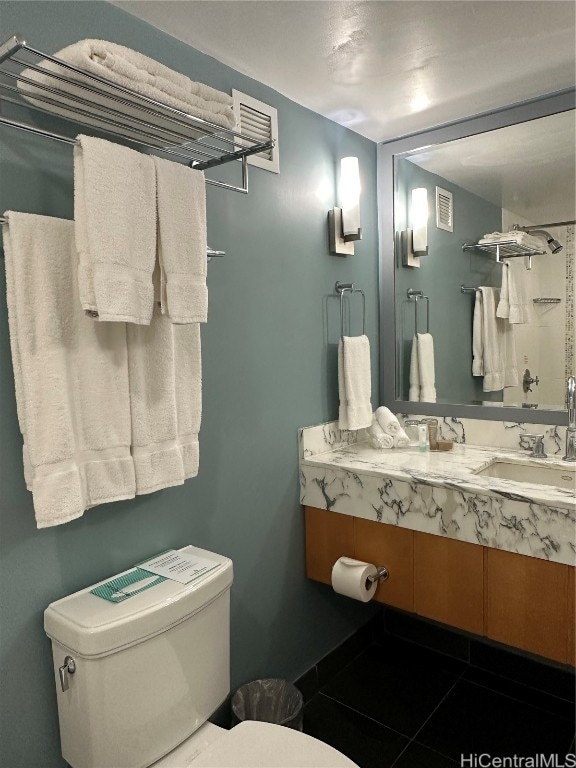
[514,226,563,254]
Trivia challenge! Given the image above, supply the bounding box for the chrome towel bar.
[335,281,366,339]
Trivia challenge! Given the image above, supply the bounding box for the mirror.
[378,91,575,425]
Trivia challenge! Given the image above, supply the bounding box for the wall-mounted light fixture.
[328,156,362,256]
[401,187,428,267]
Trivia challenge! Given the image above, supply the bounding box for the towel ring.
[335,281,366,339]
[407,288,430,334]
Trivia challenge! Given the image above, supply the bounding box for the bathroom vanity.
[299,420,575,666]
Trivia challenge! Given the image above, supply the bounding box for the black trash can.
[231,678,304,731]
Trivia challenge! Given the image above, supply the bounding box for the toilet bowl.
[45,545,358,768]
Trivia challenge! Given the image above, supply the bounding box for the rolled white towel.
[375,406,402,436]
[393,431,410,448]
[367,417,393,449]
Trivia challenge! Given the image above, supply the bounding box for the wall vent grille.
[233,90,279,173]
[436,186,453,232]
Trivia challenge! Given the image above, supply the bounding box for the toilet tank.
[44,545,233,768]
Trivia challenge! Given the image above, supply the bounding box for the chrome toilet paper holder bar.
[366,566,389,584]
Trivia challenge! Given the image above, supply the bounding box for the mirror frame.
[378,90,575,426]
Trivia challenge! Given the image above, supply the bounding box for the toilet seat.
[190,721,358,767]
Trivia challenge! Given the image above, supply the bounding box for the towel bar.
[407,288,430,334]
[0,215,225,259]
[335,281,366,339]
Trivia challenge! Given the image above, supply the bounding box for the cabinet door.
[354,519,414,612]
[304,506,354,584]
[414,532,484,635]
[485,548,571,664]
[567,567,575,667]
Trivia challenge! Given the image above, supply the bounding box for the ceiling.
[404,110,576,223]
[113,0,576,143]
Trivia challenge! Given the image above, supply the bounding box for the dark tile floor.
[298,615,576,768]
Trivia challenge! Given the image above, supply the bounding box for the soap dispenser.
[418,424,429,453]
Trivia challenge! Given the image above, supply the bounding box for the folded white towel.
[2,212,135,528]
[127,269,202,493]
[375,406,402,436]
[154,156,208,324]
[338,335,372,431]
[367,417,393,449]
[74,135,157,324]
[479,231,543,251]
[18,39,236,135]
[409,336,420,402]
[417,333,436,402]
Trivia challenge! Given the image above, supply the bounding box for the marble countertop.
[301,442,575,512]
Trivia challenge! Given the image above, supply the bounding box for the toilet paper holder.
[367,566,389,585]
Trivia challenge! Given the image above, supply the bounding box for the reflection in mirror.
[393,110,575,411]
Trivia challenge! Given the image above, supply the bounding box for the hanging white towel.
[409,336,420,402]
[496,262,510,319]
[472,291,484,377]
[128,268,202,493]
[18,39,236,136]
[477,288,506,391]
[74,135,157,324]
[2,212,135,528]
[417,333,436,402]
[154,156,208,324]
[338,335,372,431]
[507,261,528,324]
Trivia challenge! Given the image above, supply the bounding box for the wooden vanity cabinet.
[485,548,574,664]
[413,532,484,635]
[304,505,575,666]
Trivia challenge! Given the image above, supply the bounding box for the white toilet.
[45,545,358,768]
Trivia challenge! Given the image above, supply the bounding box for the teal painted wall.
[0,4,379,766]
[394,160,502,404]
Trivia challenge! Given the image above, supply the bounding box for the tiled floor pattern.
[299,628,575,768]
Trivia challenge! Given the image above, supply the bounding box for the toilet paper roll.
[331,557,378,602]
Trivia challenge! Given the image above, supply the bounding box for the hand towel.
[478,287,506,391]
[154,156,208,324]
[409,336,420,402]
[74,135,157,324]
[496,262,510,319]
[472,291,484,376]
[496,262,527,324]
[507,260,528,324]
[2,212,135,528]
[127,268,202,493]
[393,432,410,448]
[367,416,393,449]
[18,39,236,136]
[338,335,372,431]
[417,333,436,402]
[375,406,402,436]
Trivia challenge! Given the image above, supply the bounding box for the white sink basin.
[475,460,575,490]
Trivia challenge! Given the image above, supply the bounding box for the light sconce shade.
[401,187,428,268]
[328,156,362,256]
[411,187,428,254]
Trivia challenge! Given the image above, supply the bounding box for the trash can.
[231,678,304,731]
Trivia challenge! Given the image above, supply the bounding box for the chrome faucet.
[564,375,576,462]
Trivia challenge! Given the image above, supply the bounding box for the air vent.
[233,90,279,174]
[436,187,453,232]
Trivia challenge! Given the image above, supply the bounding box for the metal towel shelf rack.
[0,34,275,194]
[335,281,366,339]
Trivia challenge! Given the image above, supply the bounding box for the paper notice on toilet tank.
[138,550,219,584]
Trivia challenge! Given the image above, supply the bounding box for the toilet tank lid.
[193,722,359,767]
[44,545,233,658]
